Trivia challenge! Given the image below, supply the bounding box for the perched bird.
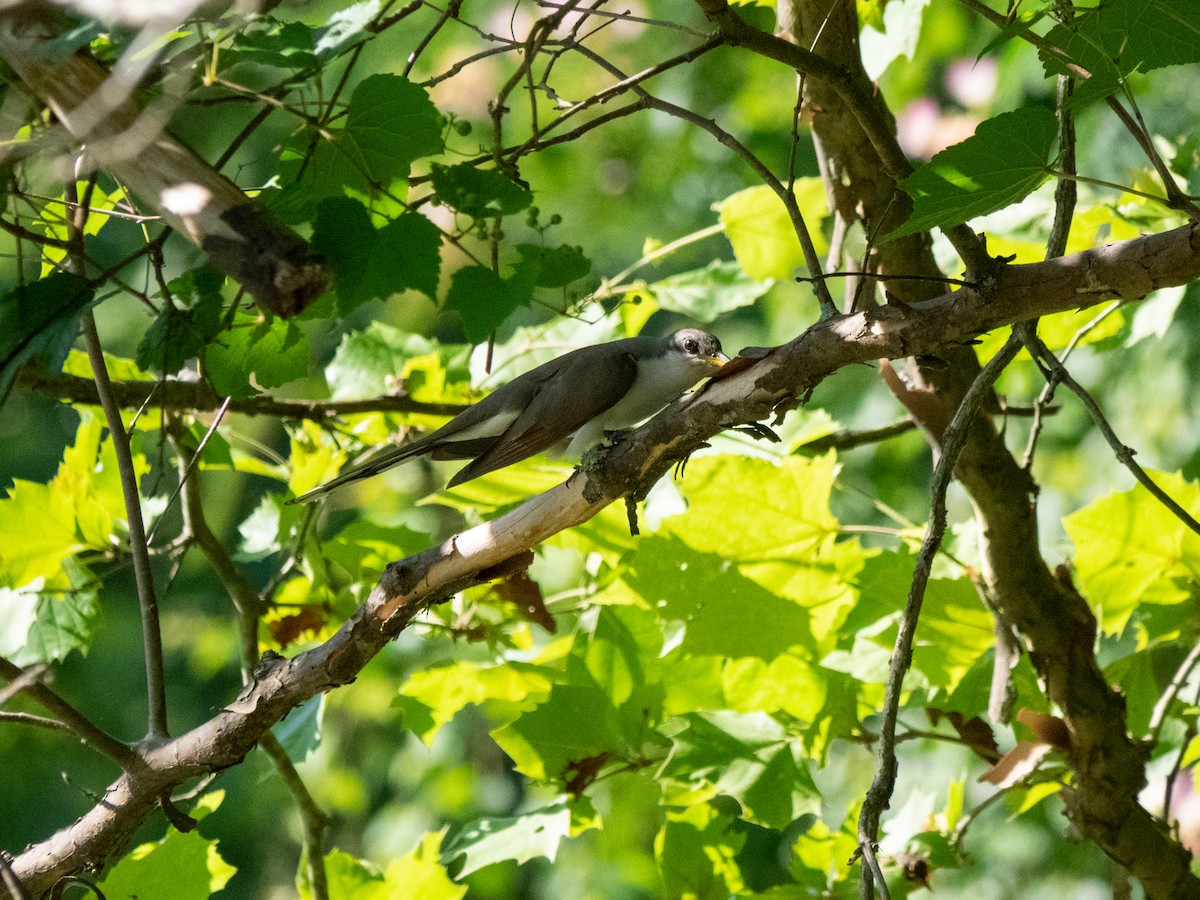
[290,328,728,503]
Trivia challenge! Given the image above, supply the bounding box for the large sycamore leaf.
[442,801,578,878]
[1042,0,1200,108]
[312,198,441,313]
[1065,470,1200,634]
[889,106,1058,239]
[715,179,828,280]
[0,412,145,590]
[663,454,861,646]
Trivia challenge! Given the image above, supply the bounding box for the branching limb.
[857,333,1022,900]
[172,427,264,679]
[10,219,1200,894]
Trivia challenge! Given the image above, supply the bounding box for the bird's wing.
[447,348,638,487]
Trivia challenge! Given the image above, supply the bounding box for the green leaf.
[312,199,441,311]
[643,260,773,322]
[312,0,380,59]
[443,261,538,343]
[430,163,533,218]
[204,312,309,400]
[271,695,325,762]
[324,323,469,401]
[0,272,94,401]
[1042,0,1200,108]
[624,536,812,661]
[304,839,465,900]
[888,106,1058,239]
[848,549,995,690]
[663,455,859,646]
[0,412,144,589]
[233,21,319,69]
[660,711,819,829]
[1064,470,1200,634]
[8,560,101,665]
[656,804,746,900]
[858,0,932,80]
[97,793,235,900]
[348,74,444,184]
[136,270,225,376]
[715,179,827,280]
[276,73,443,216]
[514,243,592,288]
[396,660,554,744]
[491,682,626,780]
[442,801,572,877]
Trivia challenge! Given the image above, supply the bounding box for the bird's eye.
[684,338,699,353]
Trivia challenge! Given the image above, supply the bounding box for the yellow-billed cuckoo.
[290,328,728,503]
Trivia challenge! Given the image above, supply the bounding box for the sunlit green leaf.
[396,660,555,744]
[443,801,573,877]
[1065,470,1200,633]
[716,180,827,280]
[656,803,746,900]
[889,107,1058,239]
[643,260,773,322]
[204,312,309,400]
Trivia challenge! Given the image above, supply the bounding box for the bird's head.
[669,328,729,374]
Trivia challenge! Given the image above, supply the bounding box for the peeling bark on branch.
[0,9,328,317]
[7,218,1200,896]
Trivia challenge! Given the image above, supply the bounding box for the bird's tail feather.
[287,440,431,504]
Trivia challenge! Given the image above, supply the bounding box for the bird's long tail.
[287,441,429,504]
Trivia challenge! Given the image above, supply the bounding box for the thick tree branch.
[8,220,1200,895]
[0,9,328,316]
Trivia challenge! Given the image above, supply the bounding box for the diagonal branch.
[8,219,1200,895]
[856,333,1022,899]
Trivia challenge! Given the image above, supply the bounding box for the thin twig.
[1019,326,1200,539]
[172,430,264,679]
[260,733,331,900]
[1148,637,1200,742]
[856,332,1023,899]
[574,42,837,315]
[71,178,170,744]
[145,398,232,546]
[1163,676,1200,826]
